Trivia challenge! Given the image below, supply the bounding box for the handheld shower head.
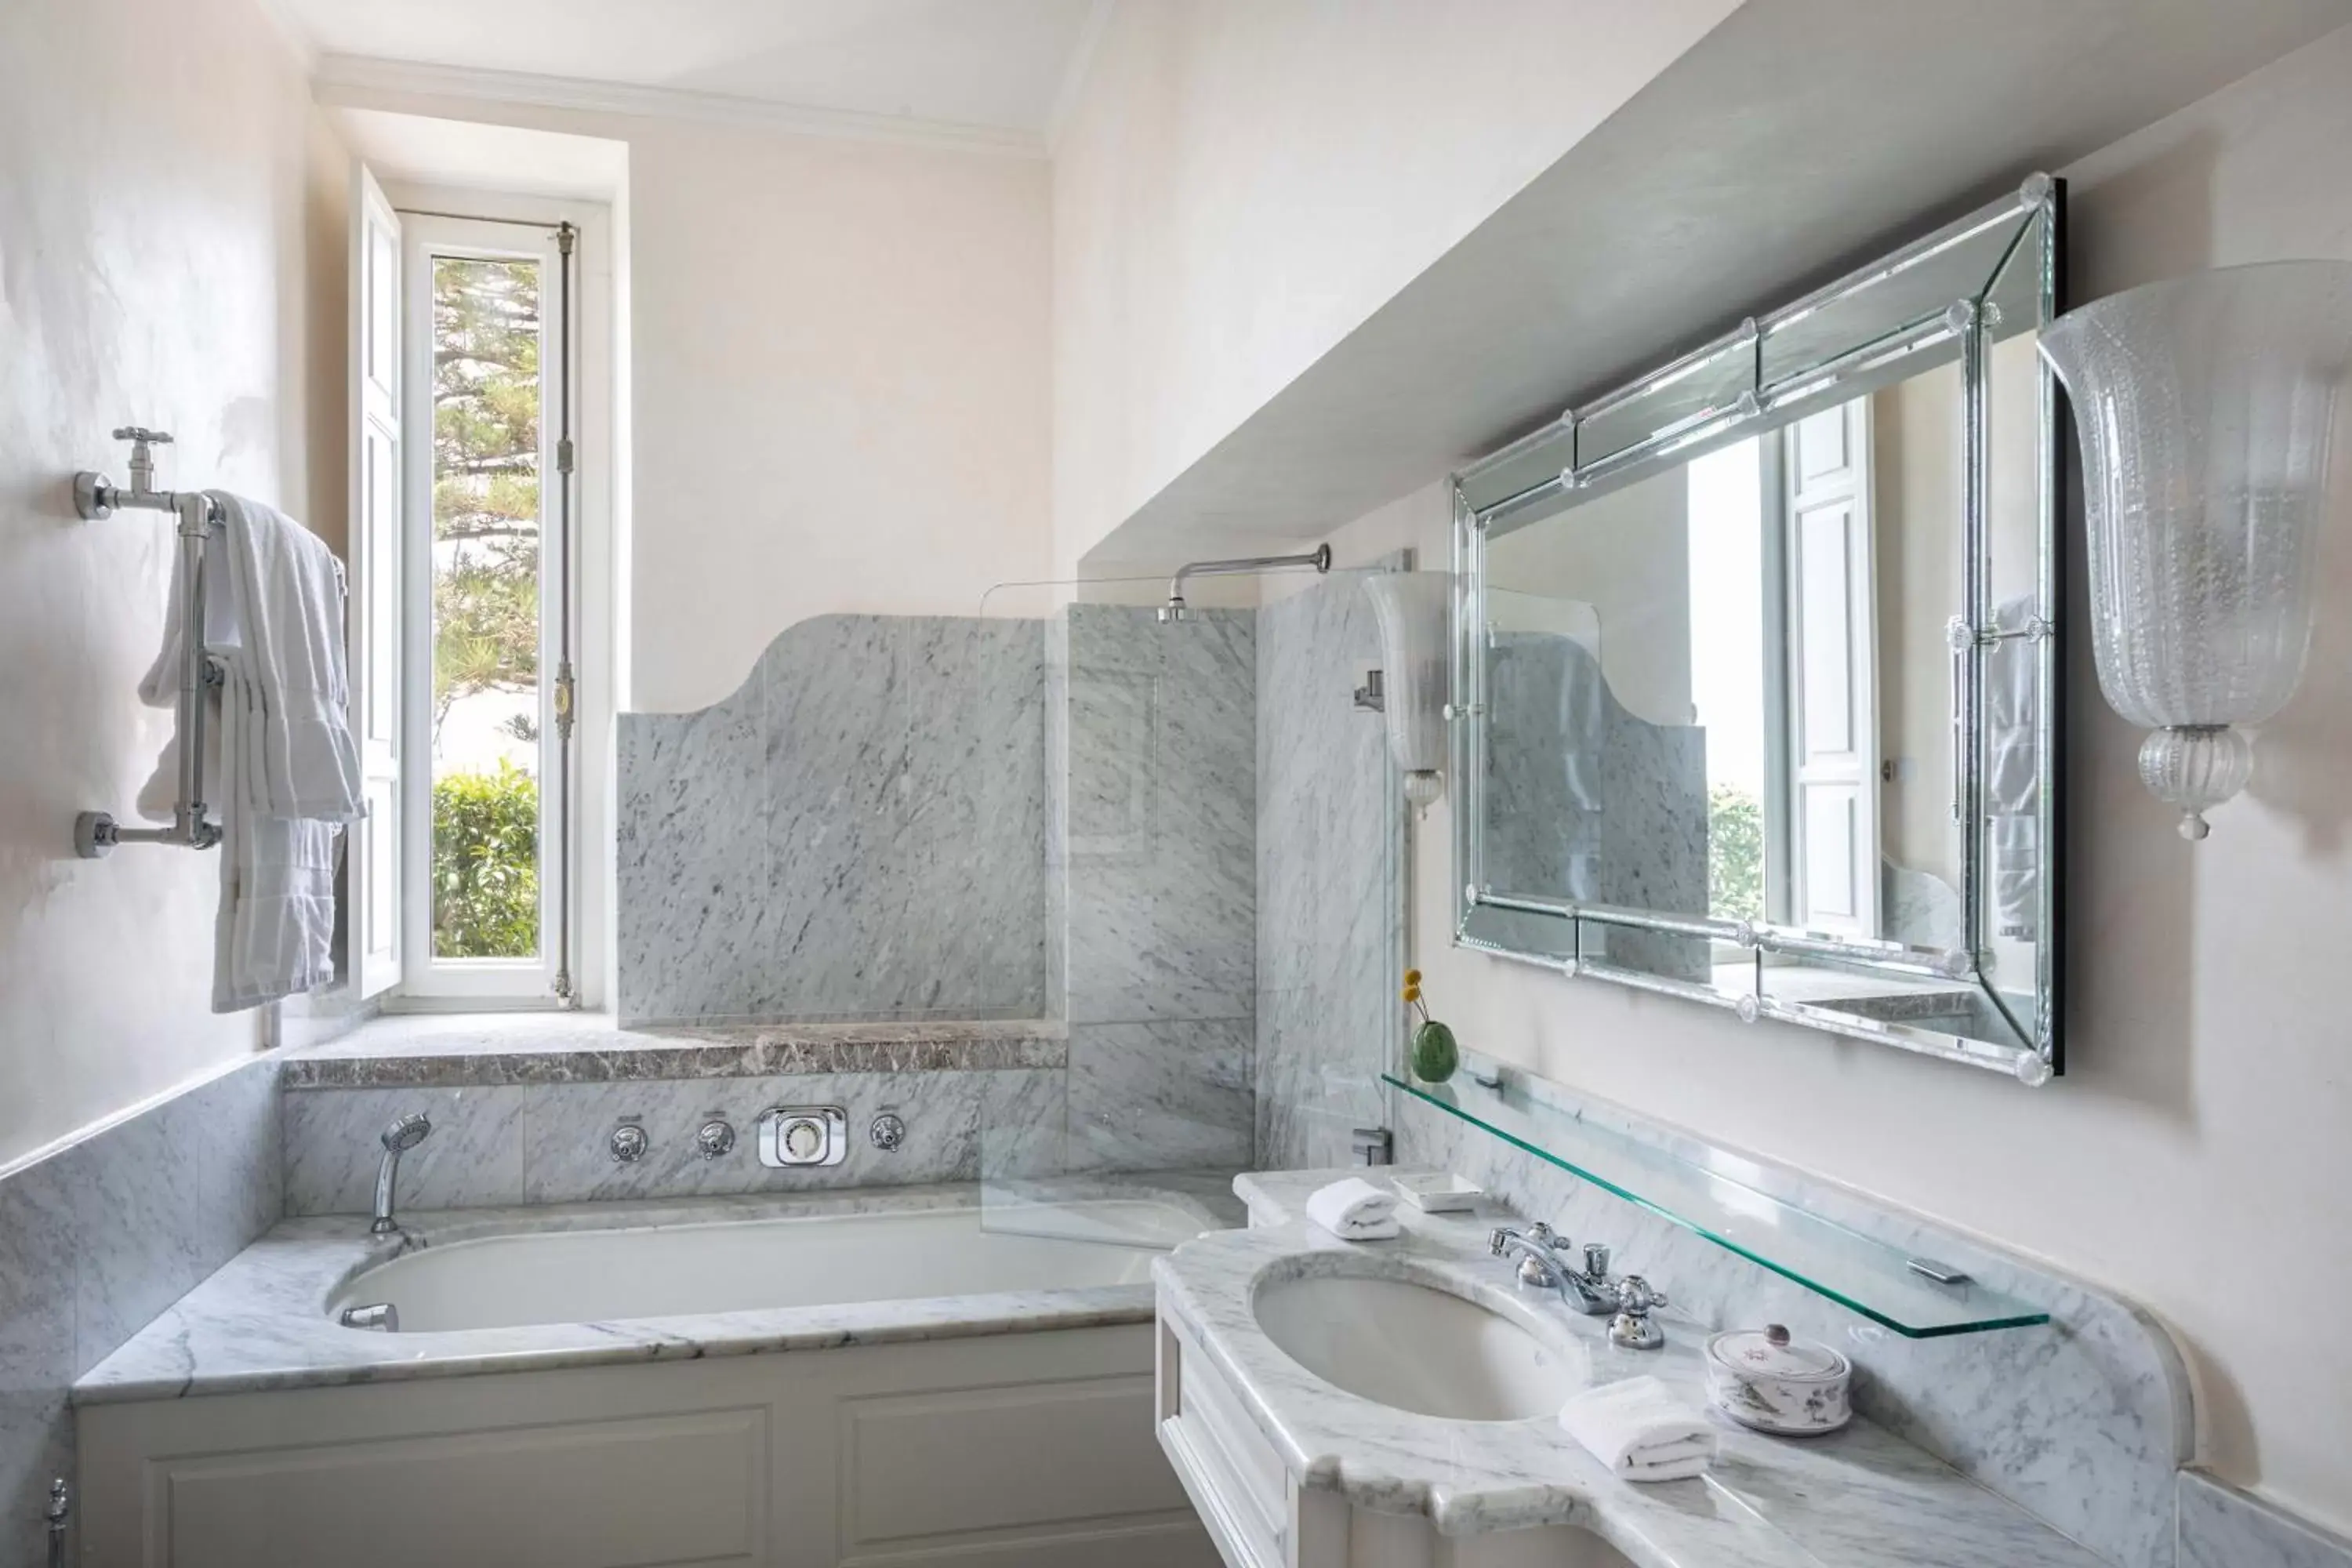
[372,1114,432,1235]
[380,1112,431,1153]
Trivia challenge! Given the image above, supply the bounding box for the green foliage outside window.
[432,763,539,960]
[429,255,543,960]
[1708,784,1765,925]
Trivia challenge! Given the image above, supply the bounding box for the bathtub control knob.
[869,1113,906,1152]
[695,1120,736,1160]
[786,1120,824,1160]
[609,1123,650,1163]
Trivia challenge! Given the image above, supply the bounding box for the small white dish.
[1391,1172,1483,1213]
[1704,1323,1852,1436]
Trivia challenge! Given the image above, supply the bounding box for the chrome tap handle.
[1616,1276,1666,1313]
[1526,1220,1557,1247]
[111,426,173,445]
[1583,1243,1611,1280]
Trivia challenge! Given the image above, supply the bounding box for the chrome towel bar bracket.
[73,426,227,858]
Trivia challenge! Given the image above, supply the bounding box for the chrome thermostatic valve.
[757,1105,849,1167]
[869,1112,906,1152]
[695,1120,736,1160]
[609,1123,650,1163]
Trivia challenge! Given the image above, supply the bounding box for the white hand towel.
[1560,1376,1716,1483]
[138,494,354,1011]
[1305,1178,1399,1240]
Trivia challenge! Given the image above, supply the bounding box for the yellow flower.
[1404,968,1422,985]
[1403,984,1421,1003]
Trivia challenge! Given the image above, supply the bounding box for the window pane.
[430,255,543,960]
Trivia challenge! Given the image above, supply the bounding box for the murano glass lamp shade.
[2039,260,2352,839]
[1362,572,1451,811]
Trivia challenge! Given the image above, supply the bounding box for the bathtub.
[77,1181,1237,1568]
[331,1196,1210,1331]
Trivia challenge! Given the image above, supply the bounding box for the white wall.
[325,81,1054,716]
[1334,24,2352,1532]
[0,0,344,1168]
[1049,0,1740,580]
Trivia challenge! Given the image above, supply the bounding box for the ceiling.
[278,0,1105,141]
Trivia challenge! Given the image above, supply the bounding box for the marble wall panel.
[617,614,1051,1025]
[0,1055,281,1568]
[1065,1020,1254,1173]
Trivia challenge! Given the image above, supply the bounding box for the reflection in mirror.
[1454,181,2061,1079]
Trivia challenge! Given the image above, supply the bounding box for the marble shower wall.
[0,1056,281,1568]
[1053,604,1258,1172]
[617,615,1047,1025]
[1255,571,1403,1169]
[1393,1062,2190,1568]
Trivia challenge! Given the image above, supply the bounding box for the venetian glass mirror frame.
[1448,176,2065,1083]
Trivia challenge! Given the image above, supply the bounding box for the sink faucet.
[371,1112,432,1235]
[1489,1222,1617,1316]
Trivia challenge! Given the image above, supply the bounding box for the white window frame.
[389,193,615,1009]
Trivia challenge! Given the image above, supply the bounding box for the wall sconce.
[2040,260,2352,839]
[1363,572,1452,812]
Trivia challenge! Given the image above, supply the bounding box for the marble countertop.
[284,1014,1068,1087]
[76,1175,1238,1406]
[1168,1170,2108,1568]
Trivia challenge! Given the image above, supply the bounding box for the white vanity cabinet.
[1153,1303,1633,1568]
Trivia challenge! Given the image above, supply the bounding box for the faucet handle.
[1583,1243,1611,1279]
[111,426,173,445]
[1615,1276,1667,1313]
[1526,1220,1558,1247]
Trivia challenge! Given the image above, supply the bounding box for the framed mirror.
[1449,176,2063,1083]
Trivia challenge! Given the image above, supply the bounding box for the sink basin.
[1252,1265,1588,1421]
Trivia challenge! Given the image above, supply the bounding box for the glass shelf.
[1384,1072,2048,1338]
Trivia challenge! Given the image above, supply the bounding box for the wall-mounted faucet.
[1160,543,1331,622]
[371,1112,432,1235]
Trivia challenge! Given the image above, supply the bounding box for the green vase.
[1411,1019,1458,1083]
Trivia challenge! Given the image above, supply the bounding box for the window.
[387,206,600,1005]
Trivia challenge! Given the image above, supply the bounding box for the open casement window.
[395,211,579,1003]
[347,165,403,999]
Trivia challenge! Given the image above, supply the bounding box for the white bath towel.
[1559,1376,1717,1483]
[138,494,356,1011]
[1305,1178,1399,1241]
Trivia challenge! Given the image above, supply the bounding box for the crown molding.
[314,53,1047,159]
[1046,0,1118,154]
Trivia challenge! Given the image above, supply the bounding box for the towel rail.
[74,426,226,858]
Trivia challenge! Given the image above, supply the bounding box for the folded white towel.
[1559,1376,1716,1483]
[1305,1178,1399,1240]
[139,494,355,1012]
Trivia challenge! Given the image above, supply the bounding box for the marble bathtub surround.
[0,1055,281,1568]
[283,1065,1081,1214]
[2177,1469,2352,1568]
[616,613,1048,1025]
[74,1179,1245,1407]
[1392,1062,2190,1568]
[1163,1171,2109,1567]
[282,1014,1066,1088]
[1255,568,1404,1172]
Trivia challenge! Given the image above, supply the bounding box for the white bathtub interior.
[333,1199,1213,1332]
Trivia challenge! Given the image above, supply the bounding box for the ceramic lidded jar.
[1704,1323,1852,1436]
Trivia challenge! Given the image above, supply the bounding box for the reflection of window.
[1686,437,1766,922]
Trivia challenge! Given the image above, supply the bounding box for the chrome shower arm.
[1161,543,1330,621]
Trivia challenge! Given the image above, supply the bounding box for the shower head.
[380,1112,432,1153]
